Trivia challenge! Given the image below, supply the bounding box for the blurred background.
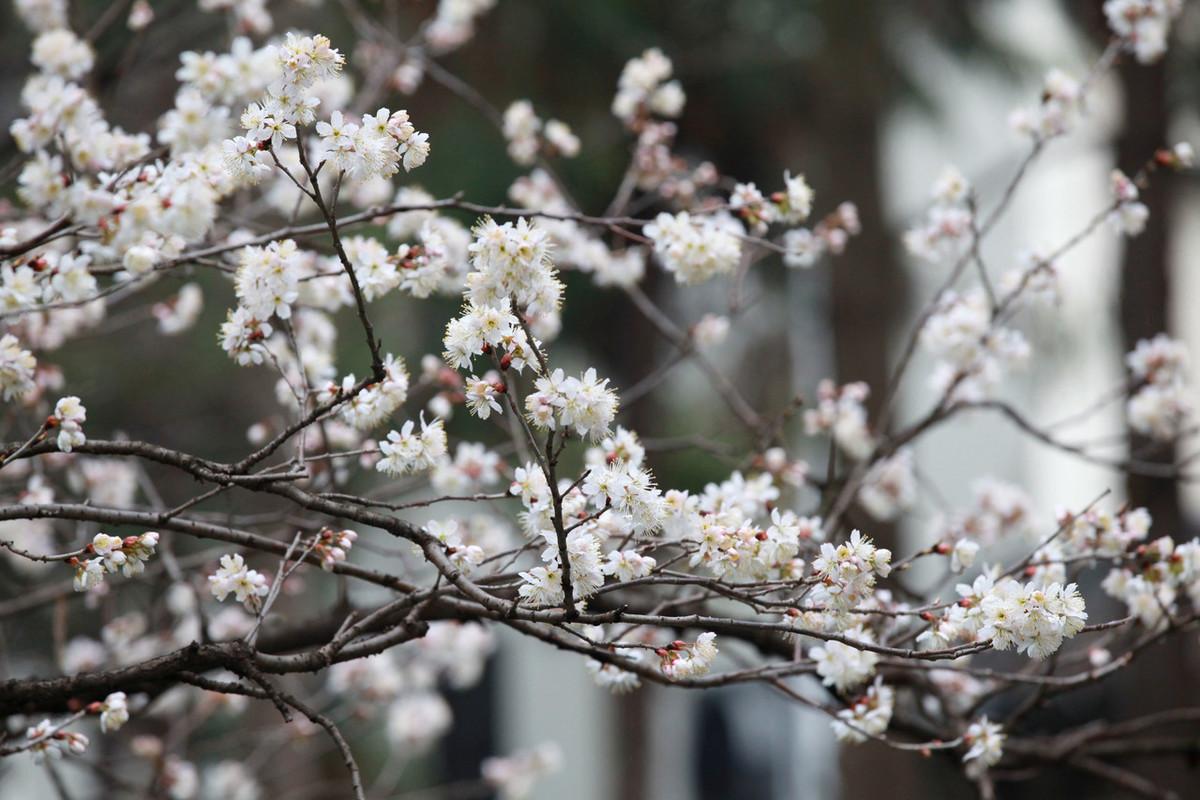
[3,1,1200,798]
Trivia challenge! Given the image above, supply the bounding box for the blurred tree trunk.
[1117,59,1182,533]
[812,0,906,554]
[808,4,923,799]
[1111,51,1200,798]
[816,12,906,434]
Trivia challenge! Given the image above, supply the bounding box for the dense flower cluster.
[962,717,1006,774]
[482,742,563,800]
[921,288,1030,401]
[917,572,1088,660]
[0,334,38,401]
[49,394,85,452]
[804,379,873,459]
[831,679,894,743]
[1104,0,1183,63]
[904,165,973,262]
[1009,69,1082,139]
[1125,333,1192,440]
[811,531,893,616]
[612,48,685,125]
[810,630,880,692]
[502,99,579,164]
[72,532,159,592]
[644,211,743,285]
[658,632,719,679]
[208,553,270,612]
[376,416,448,476]
[524,368,619,441]
[25,718,88,763]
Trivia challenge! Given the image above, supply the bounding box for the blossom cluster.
[1009,69,1082,140]
[803,379,873,459]
[904,165,973,263]
[644,211,743,285]
[48,394,85,452]
[611,48,685,125]
[657,632,719,679]
[1107,169,1150,237]
[831,679,894,743]
[313,528,358,572]
[919,572,1088,660]
[376,416,448,476]
[316,107,430,179]
[729,171,814,234]
[502,99,580,165]
[72,531,160,592]
[482,742,564,800]
[811,531,893,617]
[780,202,862,269]
[1125,333,1192,440]
[920,288,1030,402]
[1104,0,1183,64]
[524,367,619,441]
[810,629,880,692]
[318,355,410,430]
[1102,534,1200,629]
[222,32,343,182]
[425,518,487,575]
[24,719,88,763]
[0,334,37,401]
[208,553,270,612]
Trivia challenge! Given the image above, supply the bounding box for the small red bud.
[755,531,769,541]
[492,381,507,394]
[934,542,951,555]
[481,343,493,355]
[670,640,688,651]
[86,701,103,714]
[920,611,935,621]
[786,607,801,617]
[499,353,513,371]
[1024,565,1038,577]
